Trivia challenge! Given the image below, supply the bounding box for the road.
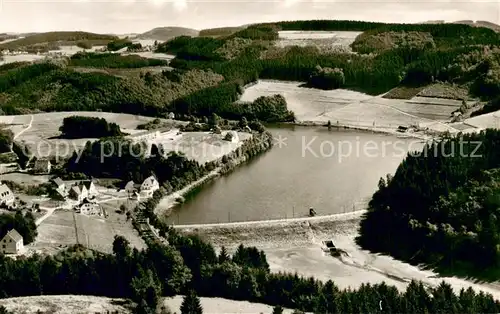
[172,210,365,229]
[13,115,33,140]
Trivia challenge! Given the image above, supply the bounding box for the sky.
[0,0,499,34]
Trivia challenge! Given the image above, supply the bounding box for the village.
[0,111,251,257]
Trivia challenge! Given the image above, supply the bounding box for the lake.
[163,126,424,225]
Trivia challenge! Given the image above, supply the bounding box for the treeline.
[66,139,206,185]
[59,116,124,139]
[69,52,168,68]
[106,39,133,52]
[0,212,37,244]
[1,232,499,313]
[255,20,500,47]
[0,129,13,154]
[167,32,500,98]
[0,64,223,117]
[156,36,225,61]
[358,129,500,276]
[173,87,295,122]
[0,31,117,51]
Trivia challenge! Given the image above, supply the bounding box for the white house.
[80,181,98,198]
[69,185,88,203]
[139,176,159,199]
[78,202,102,216]
[1,229,23,255]
[51,177,66,193]
[0,184,14,206]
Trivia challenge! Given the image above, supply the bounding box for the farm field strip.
[465,110,500,129]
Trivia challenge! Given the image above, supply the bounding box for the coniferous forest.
[358,129,500,278]
[1,20,500,121]
[1,232,499,314]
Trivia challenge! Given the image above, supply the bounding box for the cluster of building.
[51,177,103,216]
[124,175,160,201]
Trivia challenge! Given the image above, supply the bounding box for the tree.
[239,116,248,128]
[209,113,220,127]
[112,235,131,259]
[130,268,163,309]
[0,129,13,153]
[119,204,127,214]
[180,290,203,314]
[272,305,283,314]
[218,246,230,263]
[0,306,12,314]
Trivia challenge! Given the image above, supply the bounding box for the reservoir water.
[164,126,424,225]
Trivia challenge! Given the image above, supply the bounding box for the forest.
[357,129,500,278]
[1,21,499,122]
[59,116,124,139]
[68,52,169,68]
[0,231,499,314]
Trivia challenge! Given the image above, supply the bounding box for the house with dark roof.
[69,185,88,203]
[79,180,97,198]
[1,229,23,254]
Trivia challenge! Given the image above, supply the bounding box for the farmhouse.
[0,183,14,206]
[51,177,66,191]
[79,180,98,198]
[139,176,159,199]
[33,159,51,174]
[77,201,102,216]
[69,185,88,203]
[1,229,23,255]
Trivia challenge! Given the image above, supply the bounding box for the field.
[0,46,106,66]
[161,296,297,314]
[121,51,176,60]
[0,295,134,314]
[0,112,168,158]
[0,294,297,314]
[0,54,45,65]
[465,110,500,129]
[275,31,361,52]
[34,200,145,255]
[240,80,463,133]
[158,131,252,164]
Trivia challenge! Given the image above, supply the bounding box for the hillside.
[421,20,500,32]
[0,62,223,116]
[0,31,117,51]
[135,27,199,41]
[199,26,247,37]
[453,20,500,32]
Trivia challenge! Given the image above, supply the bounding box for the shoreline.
[289,120,433,140]
[172,210,366,229]
[154,131,274,220]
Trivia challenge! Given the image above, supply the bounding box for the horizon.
[1,0,499,34]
